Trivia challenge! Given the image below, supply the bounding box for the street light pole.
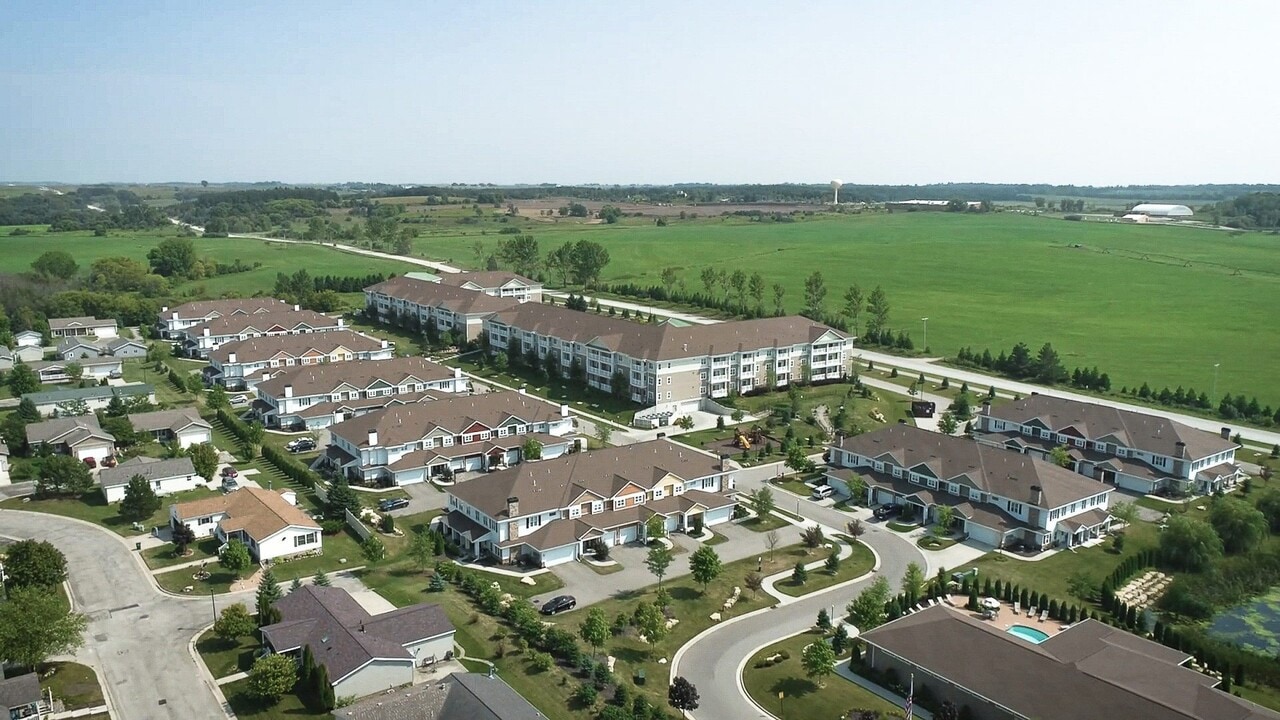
[921,317,929,351]
[1212,363,1221,402]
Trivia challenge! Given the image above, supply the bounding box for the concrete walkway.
[834,660,933,719]
[48,705,111,720]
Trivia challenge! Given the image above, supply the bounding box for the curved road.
[0,511,253,720]
[673,493,926,720]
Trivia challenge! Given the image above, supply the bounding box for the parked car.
[221,477,239,492]
[874,504,903,520]
[811,485,836,500]
[83,456,97,469]
[378,498,410,512]
[220,466,239,479]
[540,595,577,615]
[229,395,249,407]
[101,455,118,468]
[286,438,317,453]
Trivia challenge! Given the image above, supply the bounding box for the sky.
[2,0,1277,186]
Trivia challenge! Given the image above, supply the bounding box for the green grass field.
[404,212,1280,404]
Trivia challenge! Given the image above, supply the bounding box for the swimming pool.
[1007,625,1049,644]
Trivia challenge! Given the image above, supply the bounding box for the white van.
[811,485,836,500]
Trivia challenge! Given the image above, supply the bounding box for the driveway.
[397,481,450,516]
[329,571,396,614]
[0,510,255,720]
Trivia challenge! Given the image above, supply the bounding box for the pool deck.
[941,595,1070,639]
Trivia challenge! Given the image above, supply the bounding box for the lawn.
[447,355,638,425]
[406,212,1280,407]
[772,540,876,598]
[121,358,190,406]
[196,629,261,679]
[743,631,904,719]
[221,678,328,720]
[156,566,237,595]
[142,537,221,570]
[40,661,104,711]
[739,513,791,532]
[0,486,220,536]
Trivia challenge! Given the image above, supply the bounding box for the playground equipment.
[734,429,752,450]
[870,408,887,423]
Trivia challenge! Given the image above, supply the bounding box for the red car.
[83,456,97,469]
[220,467,239,479]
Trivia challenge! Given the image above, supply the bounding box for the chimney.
[367,428,379,446]
[560,404,569,418]
[835,432,844,449]
[294,304,300,311]
[261,371,270,384]
[518,388,527,395]
[162,305,169,312]
[281,490,297,506]
[1221,427,1231,440]
[718,454,728,472]
[981,401,991,416]
[381,340,388,349]
[203,328,210,337]
[228,352,237,364]
[507,496,520,517]
[338,318,345,327]
[1030,485,1042,506]
[284,384,293,398]
[454,367,463,379]
[1175,441,1186,459]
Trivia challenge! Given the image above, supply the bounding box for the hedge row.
[261,444,319,490]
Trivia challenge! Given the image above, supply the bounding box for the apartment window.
[592,501,604,513]
[294,532,318,547]
[524,515,542,529]
[1006,500,1024,515]
[613,499,625,510]
[653,488,664,500]
[198,516,213,525]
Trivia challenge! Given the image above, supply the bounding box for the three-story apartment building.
[364,276,515,342]
[325,390,575,486]
[253,356,467,430]
[156,298,291,339]
[444,439,737,567]
[179,307,347,358]
[436,270,543,302]
[207,329,395,389]
[973,394,1243,496]
[826,424,1114,551]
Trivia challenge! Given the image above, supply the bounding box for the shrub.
[574,683,599,706]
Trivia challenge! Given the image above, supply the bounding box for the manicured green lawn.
[121,359,191,406]
[739,513,791,532]
[447,355,638,425]
[40,661,104,711]
[743,631,903,719]
[142,537,220,570]
[773,540,875,598]
[195,628,260,679]
[221,678,328,720]
[0,486,219,536]
[155,566,237,595]
[771,477,816,498]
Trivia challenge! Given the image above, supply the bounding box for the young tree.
[646,546,674,588]
[633,601,667,647]
[668,677,700,712]
[772,283,786,316]
[214,603,255,641]
[792,562,809,585]
[290,576,303,593]
[409,528,436,571]
[933,505,955,537]
[744,571,764,596]
[847,576,892,629]
[361,536,387,564]
[220,539,253,577]
[256,566,283,625]
[579,608,610,658]
[3,539,68,589]
[521,436,543,460]
[800,524,825,551]
[802,271,827,319]
[937,412,959,435]
[207,384,229,410]
[689,546,722,593]
[902,562,926,604]
[825,549,841,574]
[247,653,297,704]
[842,284,864,335]
[865,286,890,336]
[831,622,850,655]
[785,445,816,475]
[0,587,88,670]
[1108,501,1138,526]
[120,474,162,521]
[171,521,197,555]
[325,479,362,520]
[312,569,331,587]
[645,515,666,542]
[1049,445,1073,468]
[765,529,781,561]
[802,638,837,687]
[187,442,219,482]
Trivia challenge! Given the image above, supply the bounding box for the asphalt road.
[0,511,253,720]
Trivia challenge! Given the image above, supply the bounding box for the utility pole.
[1212,363,1221,401]
[921,317,928,351]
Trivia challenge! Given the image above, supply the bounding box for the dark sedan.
[378,498,410,512]
[874,504,903,520]
[540,595,577,615]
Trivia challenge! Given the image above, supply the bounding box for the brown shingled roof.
[209,329,387,364]
[367,276,518,315]
[256,356,458,399]
[172,487,319,541]
[328,391,566,449]
[164,297,290,320]
[438,271,539,289]
[183,308,341,337]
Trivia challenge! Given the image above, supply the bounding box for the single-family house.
[0,347,12,372]
[0,672,44,720]
[127,408,213,448]
[974,394,1244,495]
[253,356,467,430]
[438,270,544,303]
[101,337,147,358]
[25,416,116,462]
[170,487,322,563]
[326,391,575,486]
[29,358,121,384]
[261,585,455,700]
[178,307,347,359]
[826,424,1114,551]
[859,604,1280,720]
[100,456,204,503]
[0,440,10,485]
[14,330,43,348]
[333,672,543,720]
[206,330,396,390]
[155,297,291,339]
[24,384,155,417]
[444,439,737,567]
[56,337,100,360]
[49,316,117,339]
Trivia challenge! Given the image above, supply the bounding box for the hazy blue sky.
[2,1,1276,185]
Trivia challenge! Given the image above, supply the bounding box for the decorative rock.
[710,612,722,622]
[658,658,667,665]
[607,656,616,672]
[491,581,501,590]
[520,576,537,586]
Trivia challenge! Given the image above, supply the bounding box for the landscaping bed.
[772,541,876,598]
[743,632,900,719]
[142,537,221,570]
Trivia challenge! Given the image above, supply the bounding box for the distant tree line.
[951,342,1078,387]
[1212,192,1280,229]
[0,188,168,231]
[176,187,340,234]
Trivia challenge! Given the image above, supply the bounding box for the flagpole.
[905,672,914,720]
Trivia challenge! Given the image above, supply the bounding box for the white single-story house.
[169,487,322,563]
[100,456,205,503]
[14,330,43,348]
[127,408,213,448]
[25,384,156,417]
[49,316,118,339]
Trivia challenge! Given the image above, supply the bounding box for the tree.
[936,700,960,720]
[63,361,84,384]
[802,637,837,687]
[765,529,781,561]
[257,565,283,625]
[749,487,776,517]
[661,267,679,294]
[361,536,387,564]
[187,442,219,482]
[847,576,892,629]
[7,362,41,396]
[792,562,809,585]
[147,237,198,277]
[847,518,865,538]
[1255,489,1280,532]
[325,479,361,520]
[409,528,436,571]
[568,240,611,286]
[594,423,613,446]
[247,653,297,704]
[312,569,331,587]
[933,505,955,537]
[1159,516,1223,572]
[785,445,816,475]
[938,411,959,435]
[172,521,196,555]
[689,546,722,593]
[744,572,764,596]
[825,549,841,574]
[579,608,610,658]
[802,271,827,319]
[772,283,787,316]
[1047,445,1073,468]
[668,677,700,712]
[948,392,973,421]
[865,286,890,336]
[1034,343,1068,384]
[801,524,825,551]
[290,576,303,593]
[748,272,766,311]
[633,601,667,646]
[1109,501,1138,526]
[496,234,540,277]
[831,622,850,655]
[214,603,255,641]
[0,586,88,670]
[521,436,543,460]
[842,284,864,335]
[119,474,162,521]
[36,454,93,497]
[207,384,229,410]
[902,562,926,604]
[3,539,68,589]
[32,250,79,280]
[646,546,674,588]
[1208,497,1267,554]
[220,539,253,577]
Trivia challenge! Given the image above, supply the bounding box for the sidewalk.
[48,705,110,720]
[834,661,934,719]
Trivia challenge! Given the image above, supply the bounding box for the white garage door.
[616,524,639,544]
[966,521,1001,547]
[464,456,484,472]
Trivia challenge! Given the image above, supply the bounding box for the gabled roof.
[438,271,540,290]
[56,337,101,352]
[172,487,319,541]
[0,672,41,711]
[24,383,153,405]
[257,356,457,400]
[183,308,341,338]
[162,297,290,321]
[451,439,723,520]
[333,672,543,720]
[985,394,1237,460]
[366,276,519,315]
[49,316,116,331]
[836,424,1104,509]
[209,329,389,364]
[26,415,114,447]
[104,337,146,352]
[261,585,453,684]
[128,408,210,434]
[99,456,197,489]
[329,391,566,450]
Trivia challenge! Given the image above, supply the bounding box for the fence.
[345,507,373,541]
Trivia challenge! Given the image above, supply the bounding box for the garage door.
[463,456,484,472]
[965,521,1001,547]
[617,524,639,544]
[75,445,112,462]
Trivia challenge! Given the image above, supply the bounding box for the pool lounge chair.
[1040,610,1049,622]
[1028,606,1037,617]
[1012,601,1020,614]
[928,599,938,607]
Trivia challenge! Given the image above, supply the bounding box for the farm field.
[403,211,1280,405]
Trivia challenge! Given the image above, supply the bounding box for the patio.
[933,595,1072,641]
